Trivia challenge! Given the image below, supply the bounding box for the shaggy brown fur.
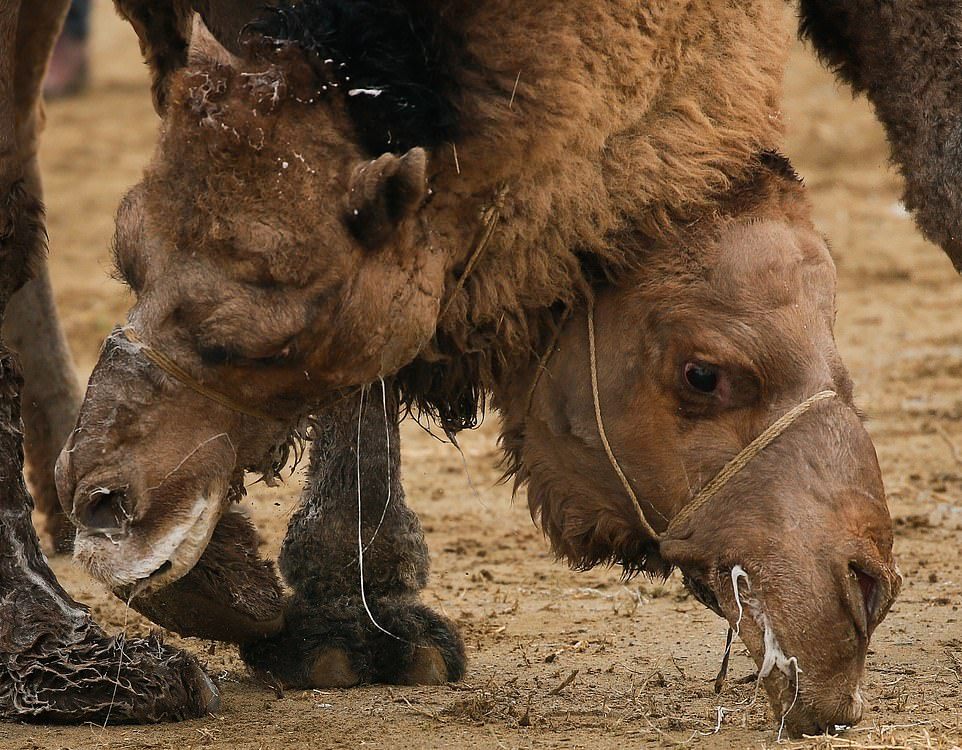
[52,0,952,735]
[799,0,962,271]
[417,1,787,384]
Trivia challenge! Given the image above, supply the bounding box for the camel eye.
[684,362,719,394]
[198,341,294,367]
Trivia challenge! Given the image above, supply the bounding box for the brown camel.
[54,1,907,736]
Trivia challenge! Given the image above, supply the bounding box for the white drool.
[711,565,802,742]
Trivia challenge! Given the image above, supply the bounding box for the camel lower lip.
[136,559,175,594]
[74,485,228,595]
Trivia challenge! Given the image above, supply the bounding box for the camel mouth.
[74,481,230,597]
[681,570,724,617]
[703,564,867,738]
[775,680,865,738]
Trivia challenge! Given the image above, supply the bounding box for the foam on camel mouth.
[706,565,805,740]
[74,482,229,597]
[717,565,864,738]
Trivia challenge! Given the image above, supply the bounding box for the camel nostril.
[849,564,880,629]
[75,488,129,534]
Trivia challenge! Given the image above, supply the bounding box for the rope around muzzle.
[585,295,837,542]
[120,327,280,422]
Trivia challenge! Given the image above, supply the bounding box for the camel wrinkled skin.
[53,1,910,736]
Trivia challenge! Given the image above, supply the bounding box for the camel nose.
[72,487,130,535]
[781,688,864,738]
[56,443,132,536]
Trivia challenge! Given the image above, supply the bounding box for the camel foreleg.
[240,383,466,688]
[0,0,218,724]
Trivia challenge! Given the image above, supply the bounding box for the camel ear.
[345,149,429,249]
[188,15,242,68]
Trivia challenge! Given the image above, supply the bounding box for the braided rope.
[586,298,662,540]
[121,328,279,422]
[585,295,836,542]
[666,388,837,534]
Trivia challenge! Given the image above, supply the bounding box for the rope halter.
[120,327,281,422]
[585,295,837,543]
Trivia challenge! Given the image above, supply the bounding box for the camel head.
[502,174,899,736]
[56,16,454,592]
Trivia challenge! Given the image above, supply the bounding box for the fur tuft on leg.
[240,594,465,688]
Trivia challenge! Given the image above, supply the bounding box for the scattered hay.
[441,692,501,724]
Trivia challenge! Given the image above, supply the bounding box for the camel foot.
[1,629,219,724]
[240,594,465,688]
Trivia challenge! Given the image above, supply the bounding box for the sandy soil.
[3,4,962,749]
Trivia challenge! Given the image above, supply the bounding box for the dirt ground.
[3,4,962,749]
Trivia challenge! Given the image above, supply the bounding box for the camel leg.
[6,0,82,555]
[4,194,81,553]
[0,0,218,724]
[240,384,465,688]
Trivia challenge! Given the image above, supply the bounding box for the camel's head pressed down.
[56,17,454,592]
[503,179,899,736]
